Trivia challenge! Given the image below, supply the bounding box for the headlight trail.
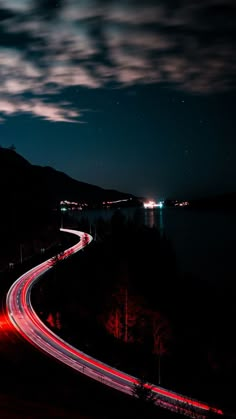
[6,228,223,418]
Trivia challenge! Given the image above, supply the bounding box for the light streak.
[6,228,223,417]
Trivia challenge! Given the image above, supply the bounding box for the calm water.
[75,207,236,282]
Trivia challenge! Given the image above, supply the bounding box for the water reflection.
[74,207,236,281]
[144,208,164,236]
[159,208,164,237]
[144,208,155,228]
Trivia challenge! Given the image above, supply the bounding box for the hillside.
[0,147,137,267]
[0,147,136,208]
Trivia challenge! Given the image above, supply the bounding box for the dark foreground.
[0,320,185,419]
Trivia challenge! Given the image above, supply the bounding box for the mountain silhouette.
[0,147,136,209]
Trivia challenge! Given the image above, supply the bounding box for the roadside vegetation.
[32,210,234,413]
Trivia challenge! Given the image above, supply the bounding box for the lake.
[74,206,236,282]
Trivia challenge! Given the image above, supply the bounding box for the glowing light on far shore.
[143,200,164,209]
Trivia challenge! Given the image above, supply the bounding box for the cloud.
[1,0,33,12]
[0,97,80,123]
[0,0,235,122]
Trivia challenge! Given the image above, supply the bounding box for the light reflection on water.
[144,207,155,228]
[74,207,236,282]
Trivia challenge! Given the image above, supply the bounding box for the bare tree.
[105,307,123,339]
[151,311,171,355]
[149,311,172,385]
[105,287,145,343]
[9,144,16,151]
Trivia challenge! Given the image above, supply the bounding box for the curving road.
[6,228,223,418]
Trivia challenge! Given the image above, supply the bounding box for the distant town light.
[174,201,189,207]
[143,200,163,209]
[60,199,84,210]
[104,198,129,205]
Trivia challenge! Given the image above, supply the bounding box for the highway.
[6,228,223,418]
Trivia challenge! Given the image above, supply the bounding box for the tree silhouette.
[105,286,145,343]
[106,307,123,339]
[151,311,171,356]
[46,313,55,328]
[9,144,16,151]
[144,310,172,385]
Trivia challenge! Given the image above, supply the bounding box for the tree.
[151,311,171,356]
[149,311,172,385]
[105,287,145,343]
[55,312,61,330]
[105,307,123,339]
[46,313,55,328]
[46,312,61,330]
[8,144,16,151]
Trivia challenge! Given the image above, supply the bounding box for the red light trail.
[6,228,223,417]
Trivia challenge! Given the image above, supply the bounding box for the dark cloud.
[0,6,15,22]
[34,0,65,19]
[0,0,235,122]
[194,2,236,30]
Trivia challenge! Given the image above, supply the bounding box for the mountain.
[0,147,137,209]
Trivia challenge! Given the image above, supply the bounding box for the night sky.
[0,0,235,200]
